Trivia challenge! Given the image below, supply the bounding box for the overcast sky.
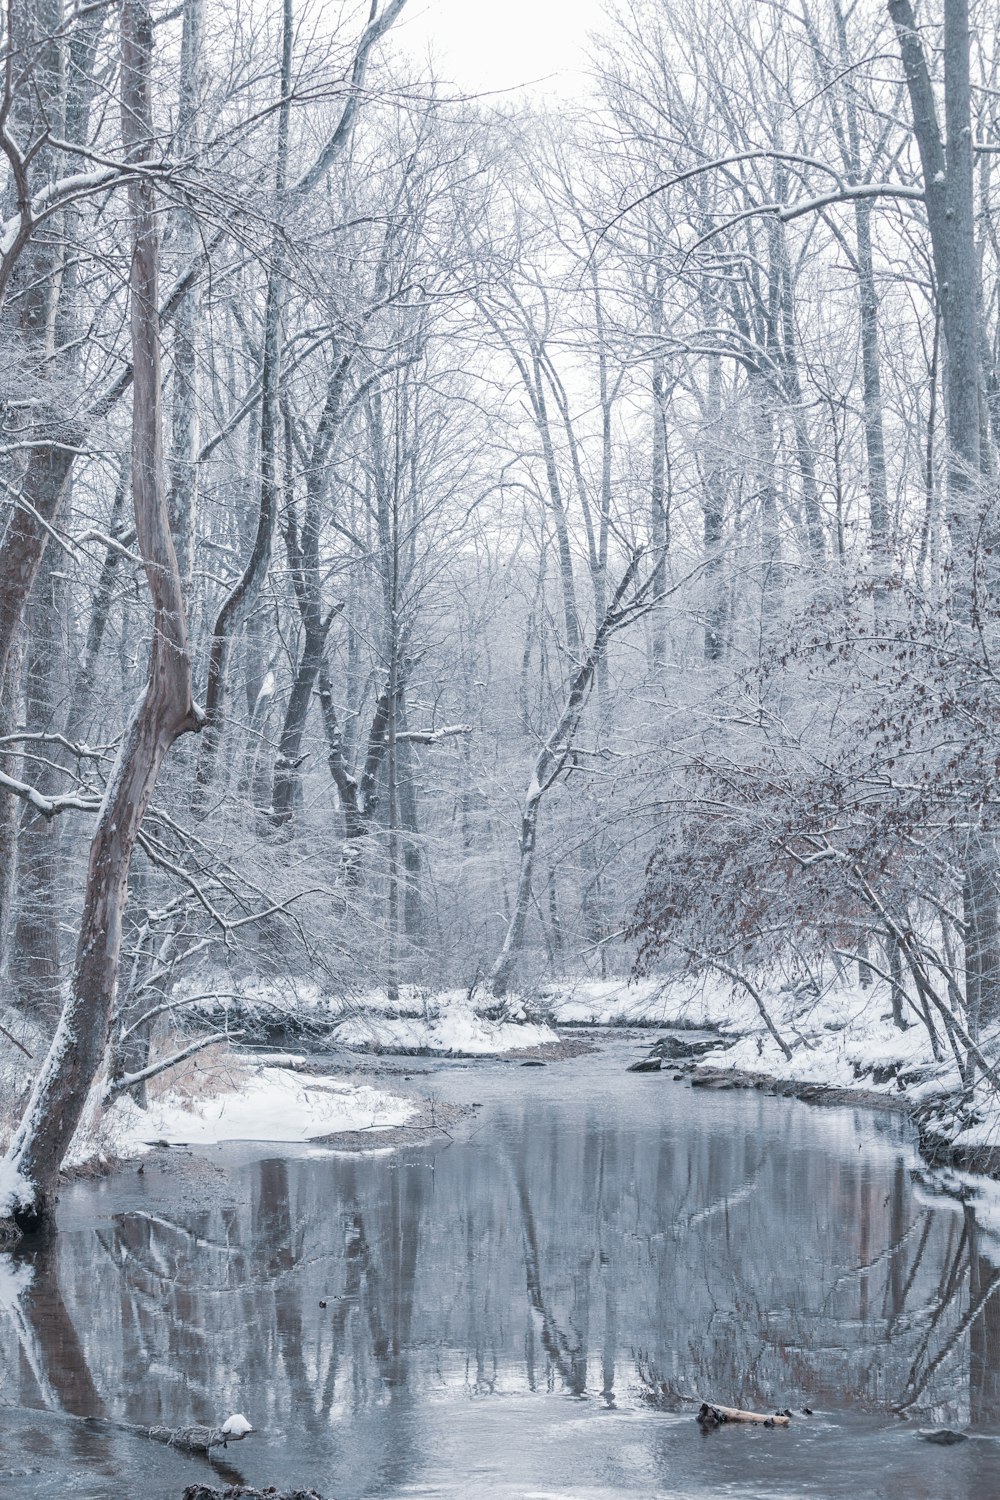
[396,0,607,99]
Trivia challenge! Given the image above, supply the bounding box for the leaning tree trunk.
[488,554,650,997]
[0,0,201,1236]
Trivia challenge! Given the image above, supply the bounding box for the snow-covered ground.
[185,978,561,1055]
[541,976,723,1027]
[0,1031,421,1193]
[5,968,1000,1205]
[77,1065,417,1159]
[333,992,557,1054]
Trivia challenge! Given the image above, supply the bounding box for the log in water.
[697,1401,791,1427]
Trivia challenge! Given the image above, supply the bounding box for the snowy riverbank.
[575,972,1000,1176]
[118,971,1000,1173]
[79,1063,419,1161]
[5,967,1000,1185]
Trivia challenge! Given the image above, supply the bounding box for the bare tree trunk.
[386,620,400,1004]
[531,351,583,661]
[0,442,78,698]
[11,544,64,1023]
[0,644,23,996]
[0,0,201,1235]
[804,0,890,575]
[167,0,205,587]
[318,662,391,883]
[890,0,999,1030]
[489,554,651,997]
[852,193,890,567]
[193,0,292,811]
[396,698,424,942]
[272,381,348,825]
[650,354,670,671]
[750,372,782,606]
[64,460,130,742]
[776,213,825,564]
[695,271,727,660]
[0,0,98,693]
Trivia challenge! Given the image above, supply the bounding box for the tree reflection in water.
[2,1084,1000,1494]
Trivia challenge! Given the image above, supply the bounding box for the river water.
[2,1032,1000,1498]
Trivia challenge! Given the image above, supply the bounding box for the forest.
[0,0,998,1232]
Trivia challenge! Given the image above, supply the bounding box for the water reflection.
[3,1061,1000,1496]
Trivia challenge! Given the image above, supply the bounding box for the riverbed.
[1,1031,999,1498]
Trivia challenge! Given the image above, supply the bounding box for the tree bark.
[889,0,999,1029]
[167,0,205,588]
[650,352,670,671]
[0,643,23,994]
[0,0,201,1235]
[11,543,64,1023]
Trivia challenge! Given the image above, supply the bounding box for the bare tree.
[1,0,201,1235]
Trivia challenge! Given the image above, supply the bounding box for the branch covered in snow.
[103,1030,241,1103]
[395,723,472,745]
[0,768,99,817]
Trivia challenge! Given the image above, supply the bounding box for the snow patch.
[97,1065,415,1150]
[0,1157,32,1219]
[334,1001,557,1056]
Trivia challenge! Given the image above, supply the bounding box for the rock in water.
[220,1414,254,1441]
[182,1488,327,1500]
[651,1035,719,1060]
[918,1428,969,1445]
[628,1057,661,1073]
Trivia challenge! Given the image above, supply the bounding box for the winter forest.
[9,0,1000,1488]
[1,0,999,1195]
[3,0,1000,1491]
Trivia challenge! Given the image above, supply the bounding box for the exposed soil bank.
[686,1062,908,1114]
[679,1061,1000,1180]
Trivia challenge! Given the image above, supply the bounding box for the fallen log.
[697,1402,791,1428]
[85,1412,254,1453]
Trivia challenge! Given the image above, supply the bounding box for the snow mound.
[0,1158,33,1220]
[333,989,558,1055]
[542,975,757,1028]
[99,1066,416,1150]
[221,1414,253,1438]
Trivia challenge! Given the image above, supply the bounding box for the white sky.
[395,0,607,99]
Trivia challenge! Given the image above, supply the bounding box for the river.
[1,1031,999,1498]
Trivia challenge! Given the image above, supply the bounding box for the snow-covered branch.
[395,723,472,745]
[103,1030,239,1103]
